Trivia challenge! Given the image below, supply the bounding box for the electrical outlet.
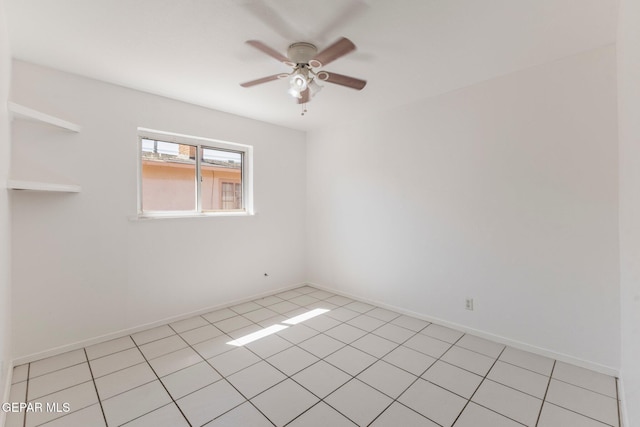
[465,298,474,311]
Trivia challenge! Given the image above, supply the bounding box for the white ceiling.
[5,0,618,131]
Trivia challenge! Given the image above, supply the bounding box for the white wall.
[307,46,620,369]
[10,61,307,359]
[618,0,640,423]
[0,0,12,409]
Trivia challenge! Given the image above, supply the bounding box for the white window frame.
[137,128,254,218]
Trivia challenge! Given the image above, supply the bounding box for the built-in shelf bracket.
[8,102,81,132]
[7,180,81,193]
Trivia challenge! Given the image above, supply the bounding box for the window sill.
[129,211,256,221]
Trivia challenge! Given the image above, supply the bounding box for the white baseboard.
[12,282,307,366]
[13,280,620,378]
[307,282,620,377]
[0,359,14,427]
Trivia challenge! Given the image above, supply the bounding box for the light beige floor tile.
[325,345,377,376]
[472,379,542,426]
[456,334,505,358]
[148,347,203,377]
[25,381,98,427]
[226,361,286,399]
[251,379,319,426]
[552,362,617,398]
[206,401,273,426]
[161,361,221,400]
[390,315,430,332]
[288,402,357,427]
[370,402,439,427]
[420,324,464,343]
[454,402,524,427]
[545,379,618,426]
[537,402,611,427]
[95,362,156,400]
[422,360,483,398]
[292,360,351,398]
[40,404,106,427]
[177,380,245,426]
[326,379,393,427]
[398,378,467,427]
[90,348,145,378]
[86,337,136,361]
[169,316,209,333]
[123,403,189,427]
[139,335,187,360]
[102,380,171,427]
[487,360,549,398]
[441,346,495,376]
[179,324,223,345]
[29,350,87,379]
[383,346,437,376]
[131,325,175,346]
[499,347,554,376]
[358,360,417,398]
[404,334,452,358]
[208,347,261,377]
[27,363,92,400]
[267,346,318,376]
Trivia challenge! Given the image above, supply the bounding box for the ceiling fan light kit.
[241,37,367,115]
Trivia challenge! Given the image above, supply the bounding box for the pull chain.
[301,103,308,116]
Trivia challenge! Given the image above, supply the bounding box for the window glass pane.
[201,147,243,211]
[141,139,196,212]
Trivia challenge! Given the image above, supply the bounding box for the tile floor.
[4,286,621,426]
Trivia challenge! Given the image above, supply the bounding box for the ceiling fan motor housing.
[288,42,318,65]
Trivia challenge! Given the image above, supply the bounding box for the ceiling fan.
[240,37,367,113]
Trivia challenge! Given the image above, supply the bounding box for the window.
[138,129,253,217]
[221,182,242,209]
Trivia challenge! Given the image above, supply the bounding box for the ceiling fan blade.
[240,74,283,88]
[246,40,291,64]
[320,72,367,90]
[311,37,356,67]
[297,89,310,104]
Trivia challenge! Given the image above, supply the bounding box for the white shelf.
[8,102,81,132]
[7,180,81,193]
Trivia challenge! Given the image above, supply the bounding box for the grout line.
[20,286,619,427]
[167,315,211,334]
[26,360,87,382]
[220,297,399,426]
[542,401,616,427]
[15,291,383,426]
[479,377,546,401]
[450,345,508,426]
[233,295,511,427]
[550,377,619,400]
[366,333,466,427]
[283,306,434,426]
[23,379,95,404]
[280,401,327,427]
[498,358,553,377]
[88,361,158,402]
[83,349,109,427]
[460,402,529,426]
[84,337,137,362]
[166,323,278,427]
[129,336,193,427]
